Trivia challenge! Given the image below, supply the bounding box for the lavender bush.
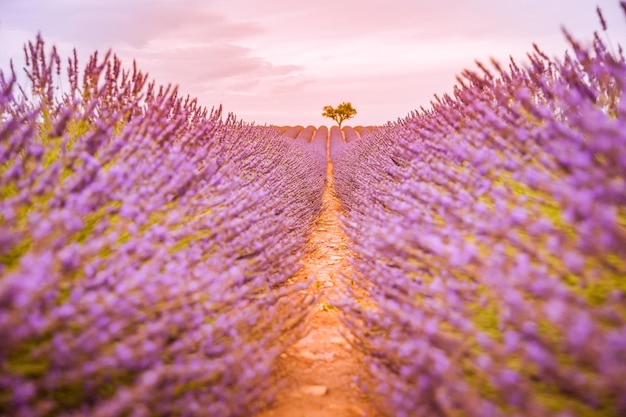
[0,36,326,416]
[333,7,626,417]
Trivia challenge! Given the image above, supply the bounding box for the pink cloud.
[0,0,263,48]
[132,43,303,83]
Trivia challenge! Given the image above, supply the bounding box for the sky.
[0,0,625,126]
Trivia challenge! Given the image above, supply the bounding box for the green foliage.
[322,102,357,128]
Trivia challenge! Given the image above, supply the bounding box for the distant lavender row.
[0,37,325,416]
[333,9,626,417]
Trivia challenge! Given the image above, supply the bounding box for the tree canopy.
[322,102,357,128]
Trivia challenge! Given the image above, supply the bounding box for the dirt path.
[256,158,379,417]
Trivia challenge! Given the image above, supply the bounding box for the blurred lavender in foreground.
[0,36,325,416]
[333,6,626,417]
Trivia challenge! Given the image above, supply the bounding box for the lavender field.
[333,15,626,417]
[1,6,626,417]
[0,37,326,416]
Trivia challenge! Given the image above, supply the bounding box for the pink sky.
[1,0,625,126]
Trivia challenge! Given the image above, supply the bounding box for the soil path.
[256,154,379,417]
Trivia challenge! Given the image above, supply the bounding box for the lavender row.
[333,9,626,417]
[0,37,326,416]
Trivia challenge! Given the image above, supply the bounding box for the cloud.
[208,0,528,42]
[0,0,307,109]
[129,43,302,83]
[0,0,263,48]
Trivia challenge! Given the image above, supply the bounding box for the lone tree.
[322,102,357,128]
